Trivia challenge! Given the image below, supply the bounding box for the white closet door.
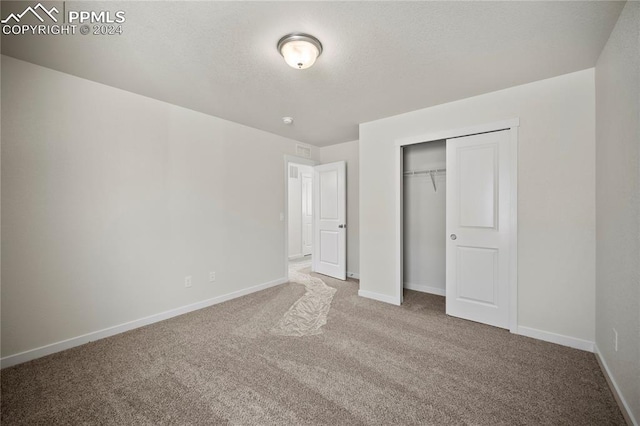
[313,161,346,280]
[301,172,313,256]
[446,130,512,329]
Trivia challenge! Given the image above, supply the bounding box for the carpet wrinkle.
[324,333,486,418]
[257,325,467,424]
[114,369,228,425]
[275,348,459,425]
[242,348,363,424]
[1,268,625,425]
[333,295,570,385]
[313,271,623,425]
[191,368,302,426]
[273,324,487,424]
[268,356,401,423]
[184,338,356,425]
[167,356,286,425]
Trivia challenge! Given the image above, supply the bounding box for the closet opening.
[395,119,520,332]
[402,140,447,298]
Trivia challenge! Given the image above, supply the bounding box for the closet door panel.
[458,145,498,229]
[446,130,511,329]
[456,246,498,306]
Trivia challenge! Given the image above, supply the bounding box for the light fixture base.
[277,33,323,69]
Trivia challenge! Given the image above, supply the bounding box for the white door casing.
[301,172,313,256]
[313,161,347,280]
[446,130,512,329]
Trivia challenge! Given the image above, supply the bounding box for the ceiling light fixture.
[277,33,323,70]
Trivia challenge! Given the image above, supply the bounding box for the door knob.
[339,224,347,229]
[450,234,457,240]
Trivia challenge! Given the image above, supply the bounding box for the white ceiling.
[1,1,624,146]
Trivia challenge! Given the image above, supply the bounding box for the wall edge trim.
[1,277,288,369]
[403,282,446,296]
[358,289,401,306]
[594,345,638,426]
[516,325,595,352]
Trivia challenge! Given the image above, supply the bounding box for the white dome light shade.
[277,33,323,70]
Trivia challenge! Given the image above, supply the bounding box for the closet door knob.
[450,234,457,240]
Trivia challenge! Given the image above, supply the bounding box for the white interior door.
[446,130,512,329]
[301,172,313,256]
[313,161,346,280]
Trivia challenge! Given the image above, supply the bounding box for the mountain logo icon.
[1,3,59,24]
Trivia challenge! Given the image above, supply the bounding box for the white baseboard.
[594,345,638,426]
[516,326,595,352]
[1,276,288,369]
[358,289,401,306]
[403,282,445,296]
[347,271,360,280]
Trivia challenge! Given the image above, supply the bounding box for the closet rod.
[403,168,446,176]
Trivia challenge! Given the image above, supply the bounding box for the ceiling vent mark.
[296,145,311,159]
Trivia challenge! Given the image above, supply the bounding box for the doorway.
[286,158,316,276]
[396,119,519,332]
[284,156,348,282]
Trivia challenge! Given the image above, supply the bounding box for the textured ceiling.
[1,1,625,146]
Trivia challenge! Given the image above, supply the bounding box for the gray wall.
[595,1,640,422]
[1,56,318,358]
[319,140,359,277]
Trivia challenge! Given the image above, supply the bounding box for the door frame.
[284,155,318,280]
[300,171,314,256]
[394,118,519,333]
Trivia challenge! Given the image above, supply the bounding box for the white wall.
[319,140,359,277]
[403,141,446,295]
[0,56,319,359]
[288,163,312,258]
[360,69,596,343]
[595,1,640,422]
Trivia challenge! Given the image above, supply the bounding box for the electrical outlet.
[613,328,618,352]
[209,272,216,282]
[185,276,192,288]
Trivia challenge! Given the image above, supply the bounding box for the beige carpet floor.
[1,268,625,425]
